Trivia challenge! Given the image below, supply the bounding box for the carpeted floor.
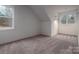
[0,34,77,54]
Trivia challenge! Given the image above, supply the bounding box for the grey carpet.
[0,34,77,54]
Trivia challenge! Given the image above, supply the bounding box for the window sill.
[0,27,14,30]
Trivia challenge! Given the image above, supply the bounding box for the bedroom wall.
[58,19,78,35]
[41,20,51,36]
[29,5,51,36]
[44,5,79,36]
[51,19,58,36]
[0,5,40,44]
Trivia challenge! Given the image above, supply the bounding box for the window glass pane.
[68,15,75,24]
[0,6,12,17]
[61,15,66,24]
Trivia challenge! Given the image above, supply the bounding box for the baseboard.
[58,33,78,37]
[0,34,50,46]
[39,34,50,37]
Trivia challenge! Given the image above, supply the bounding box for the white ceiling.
[29,5,79,21]
[29,5,50,21]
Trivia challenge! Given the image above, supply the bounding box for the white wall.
[30,6,52,36]
[41,20,51,36]
[0,5,40,44]
[29,6,51,36]
[51,19,58,36]
[58,21,78,35]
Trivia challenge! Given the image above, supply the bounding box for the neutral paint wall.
[51,19,58,36]
[0,5,40,44]
[41,20,51,36]
[58,20,78,35]
[30,6,51,36]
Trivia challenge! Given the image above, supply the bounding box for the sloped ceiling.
[29,5,79,21]
[29,5,50,21]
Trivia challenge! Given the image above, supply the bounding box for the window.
[61,15,66,24]
[68,15,75,24]
[61,14,75,24]
[0,6,14,30]
[59,9,77,24]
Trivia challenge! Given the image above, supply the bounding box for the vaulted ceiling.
[29,5,50,21]
[29,5,79,21]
